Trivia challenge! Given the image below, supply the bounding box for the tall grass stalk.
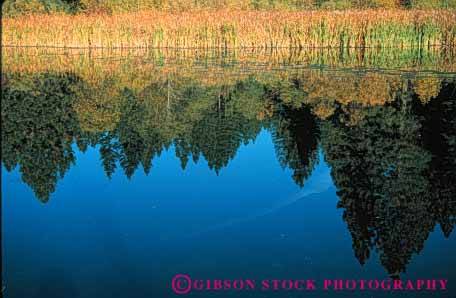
[3,10,456,49]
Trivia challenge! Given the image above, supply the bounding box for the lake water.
[1,48,456,298]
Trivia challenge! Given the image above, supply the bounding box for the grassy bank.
[3,10,456,49]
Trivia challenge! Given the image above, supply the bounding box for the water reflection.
[321,81,456,278]
[1,50,456,281]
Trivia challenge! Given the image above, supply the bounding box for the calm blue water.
[2,129,456,297]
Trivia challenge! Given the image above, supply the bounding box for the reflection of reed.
[2,47,456,88]
[4,47,456,70]
[3,10,456,49]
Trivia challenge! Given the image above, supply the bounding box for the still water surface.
[2,49,456,298]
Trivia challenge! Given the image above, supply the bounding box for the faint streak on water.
[186,149,333,239]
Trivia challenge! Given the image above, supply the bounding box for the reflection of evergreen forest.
[1,69,455,277]
[321,81,456,278]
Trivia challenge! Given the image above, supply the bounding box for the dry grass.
[3,9,456,49]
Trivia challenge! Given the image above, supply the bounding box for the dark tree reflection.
[271,102,320,187]
[321,80,456,277]
[421,82,456,239]
[1,73,83,202]
[1,71,455,277]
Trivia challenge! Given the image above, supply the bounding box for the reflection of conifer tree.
[191,106,240,173]
[271,101,320,187]
[1,73,82,202]
[76,133,91,153]
[191,94,262,173]
[174,138,192,170]
[99,131,120,179]
[141,129,168,175]
[171,80,266,173]
[320,80,456,277]
[420,81,456,238]
[116,89,147,179]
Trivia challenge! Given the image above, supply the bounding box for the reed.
[3,9,456,49]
